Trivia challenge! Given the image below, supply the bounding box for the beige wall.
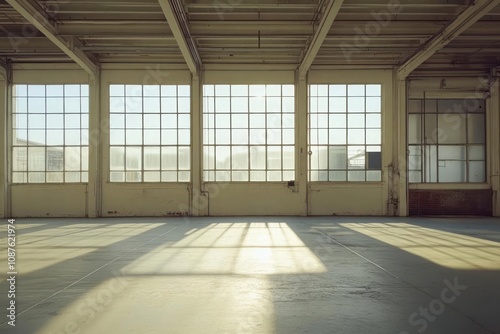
[3,65,498,217]
[11,184,86,217]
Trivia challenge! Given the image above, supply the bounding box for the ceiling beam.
[298,0,344,77]
[6,0,98,76]
[158,0,202,74]
[397,0,500,78]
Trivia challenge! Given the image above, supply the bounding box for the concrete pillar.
[391,73,408,216]
[190,73,206,216]
[489,70,499,216]
[295,71,308,216]
[0,64,8,218]
[87,71,101,217]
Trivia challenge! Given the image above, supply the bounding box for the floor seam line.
[306,223,493,334]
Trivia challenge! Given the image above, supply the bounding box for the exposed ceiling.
[0,0,499,73]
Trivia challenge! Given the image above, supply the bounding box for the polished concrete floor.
[1,216,500,334]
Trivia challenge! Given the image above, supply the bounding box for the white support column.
[190,74,206,216]
[396,77,408,216]
[0,63,8,218]
[489,70,500,216]
[296,71,308,216]
[87,70,101,217]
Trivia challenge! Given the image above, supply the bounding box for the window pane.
[468,145,485,160]
[126,147,142,171]
[162,147,177,171]
[348,171,365,181]
[408,114,421,144]
[232,146,248,170]
[467,114,485,144]
[110,147,125,170]
[408,100,422,113]
[65,147,81,171]
[424,145,438,183]
[144,147,160,170]
[329,146,347,170]
[366,97,381,113]
[367,171,382,181]
[438,145,466,160]
[348,97,364,112]
[469,161,485,183]
[329,171,346,181]
[439,161,466,182]
[438,114,466,144]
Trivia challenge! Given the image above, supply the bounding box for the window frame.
[407,98,487,184]
[11,84,90,184]
[308,83,383,182]
[108,84,191,183]
[202,84,295,182]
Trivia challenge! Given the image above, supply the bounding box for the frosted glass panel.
[329,146,347,170]
[424,145,438,183]
[409,171,422,183]
[329,171,346,181]
[468,145,485,160]
[408,114,421,144]
[250,147,266,169]
[126,147,142,171]
[439,161,466,182]
[162,147,177,170]
[110,147,125,170]
[144,147,160,170]
[438,114,466,144]
[348,171,365,181]
[366,171,381,181]
[232,146,248,170]
[216,146,230,169]
[438,145,466,160]
[469,161,485,183]
[467,114,485,144]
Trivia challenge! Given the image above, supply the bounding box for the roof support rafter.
[397,0,500,79]
[298,0,344,77]
[6,0,98,76]
[158,0,202,75]
[0,57,6,71]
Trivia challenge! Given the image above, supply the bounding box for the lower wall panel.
[102,184,190,217]
[309,185,385,215]
[207,183,302,215]
[11,185,87,217]
[409,189,493,216]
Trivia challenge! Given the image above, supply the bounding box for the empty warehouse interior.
[1,0,500,333]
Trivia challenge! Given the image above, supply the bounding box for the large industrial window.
[408,98,486,183]
[12,84,89,183]
[109,85,190,182]
[309,84,382,182]
[203,84,294,182]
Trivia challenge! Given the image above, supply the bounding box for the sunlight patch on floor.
[122,222,326,275]
[37,276,275,334]
[342,222,500,270]
[13,223,165,274]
